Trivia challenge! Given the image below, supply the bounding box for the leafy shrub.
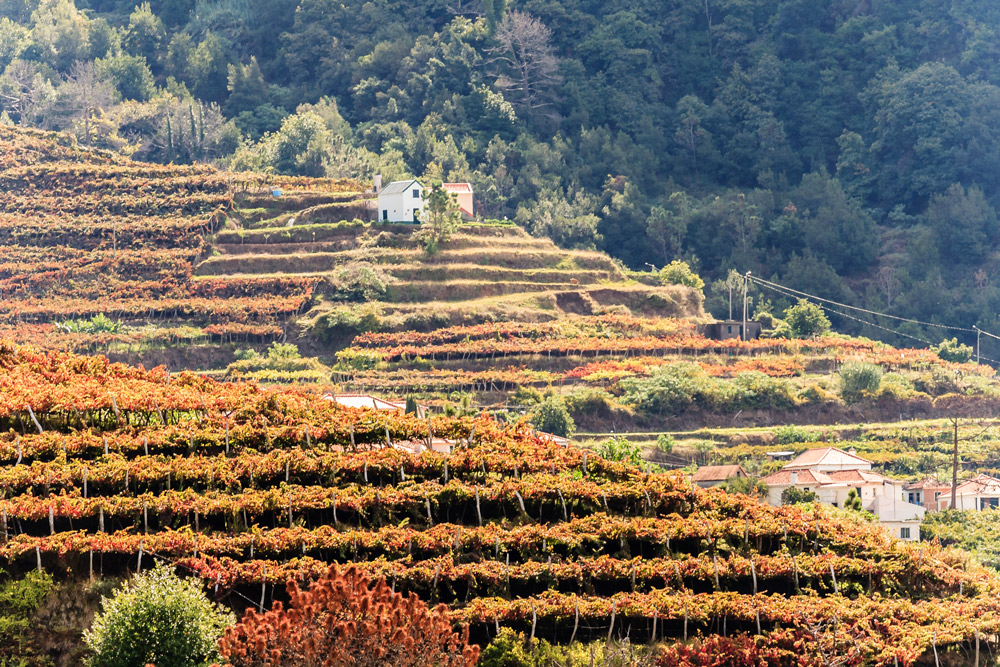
[772,424,812,445]
[84,564,233,667]
[333,348,381,371]
[912,367,962,396]
[730,371,796,410]
[875,372,920,401]
[266,342,300,361]
[933,337,974,363]
[563,388,633,422]
[781,487,818,505]
[330,261,393,301]
[0,570,54,664]
[658,260,705,290]
[233,348,261,361]
[512,386,544,406]
[656,433,675,454]
[839,362,883,403]
[480,628,655,667]
[783,299,831,338]
[529,395,575,437]
[796,383,841,405]
[844,488,863,511]
[55,313,123,334]
[620,362,707,414]
[594,435,644,466]
[313,304,384,343]
[220,565,479,667]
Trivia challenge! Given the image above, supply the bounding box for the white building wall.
[377,185,425,222]
[880,520,920,541]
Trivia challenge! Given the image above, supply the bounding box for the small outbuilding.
[442,182,474,219]
[691,464,748,489]
[701,321,763,341]
[377,180,425,223]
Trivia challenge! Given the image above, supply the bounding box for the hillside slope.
[0,342,996,665]
[0,126,702,379]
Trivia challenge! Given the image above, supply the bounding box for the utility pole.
[951,417,959,510]
[975,326,981,365]
[742,272,751,341]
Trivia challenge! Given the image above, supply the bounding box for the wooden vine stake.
[259,566,266,612]
[570,600,580,643]
[829,561,839,594]
[14,438,21,466]
[25,405,43,434]
[475,487,482,526]
[514,490,527,515]
[530,604,537,641]
[35,546,42,572]
[606,600,616,645]
[751,558,758,594]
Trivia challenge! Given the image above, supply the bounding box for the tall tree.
[488,11,560,120]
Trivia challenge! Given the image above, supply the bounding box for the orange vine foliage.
[218,565,480,667]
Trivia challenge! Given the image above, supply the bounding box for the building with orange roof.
[691,464,748,489]
[783,446,873,472]
[940,474,1000,511]
[442,182,474,219]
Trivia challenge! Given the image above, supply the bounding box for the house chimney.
[848,447,857,456]
[789,471,798,485]
[373,174,382,193]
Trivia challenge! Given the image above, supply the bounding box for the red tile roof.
[691,465,747,482]
[784,447,873,469]
[761,469,833,486]
[442,182,473,193]
[955,474,1000,496]
[826,469,897,485]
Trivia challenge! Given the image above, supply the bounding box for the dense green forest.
[4,0,1000,350]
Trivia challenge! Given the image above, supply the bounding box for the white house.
[377,180,425,223]
[866,495,925,541]
[940,474,1000,510]
[783,446,873,472]
[325,393,427,419]
[761,445,923,541]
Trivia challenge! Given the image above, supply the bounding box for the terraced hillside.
[0,342,998,666]
[200,220,702,337]
[0,126,701,383]
[0,126,365,365]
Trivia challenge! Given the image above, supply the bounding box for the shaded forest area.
[2,0,1000,349]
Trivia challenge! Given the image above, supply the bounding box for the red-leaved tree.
[218,565,480,667]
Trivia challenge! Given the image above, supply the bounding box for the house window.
[727,326,732,334]
[908,492,915,504]
[900,527,911,539]
[413,189,420,198]
[982,498,999,510]
[382,210,388,221]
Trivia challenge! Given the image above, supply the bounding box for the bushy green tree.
[418,181,462,253]
[783,299,831,338]
[528,395,575,437]
[594,435,643,466]
[933,337,974,363]
[844,488,863,511]
[781,487,817,505]
[84,564,234,667]
[658,259,704,289]
[839,362,883,403]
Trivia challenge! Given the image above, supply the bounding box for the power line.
[749,275,976,332]
[752,277,1000,366]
